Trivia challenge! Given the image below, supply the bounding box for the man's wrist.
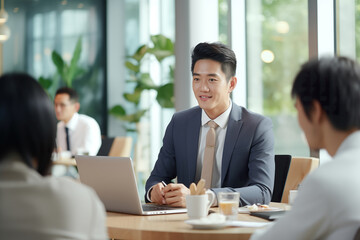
[146,186,154,202]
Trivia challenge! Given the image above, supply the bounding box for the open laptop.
[75,155,187,215]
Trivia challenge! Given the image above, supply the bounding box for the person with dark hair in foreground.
[0,73,108,239]
[145,42,275,207]
[251,56,360,240]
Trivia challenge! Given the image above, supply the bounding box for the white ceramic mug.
[289,190,298,205]
[185,191,215,219]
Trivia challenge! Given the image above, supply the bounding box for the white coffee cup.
[59,150,72,160]
[185,191,215,219]
[289,190,298,205]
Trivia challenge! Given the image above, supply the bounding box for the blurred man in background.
[54,87,101,157]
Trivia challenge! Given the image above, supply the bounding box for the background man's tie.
[201,120,218,189]
[65,127,71,151]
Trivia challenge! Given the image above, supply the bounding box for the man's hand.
[163,183,190,207]
[150,182,166,205]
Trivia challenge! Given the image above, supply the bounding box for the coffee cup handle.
[206,190,215,209]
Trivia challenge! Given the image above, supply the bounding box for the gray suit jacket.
[145,103,275,206]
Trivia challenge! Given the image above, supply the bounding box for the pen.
[161,181,167,187]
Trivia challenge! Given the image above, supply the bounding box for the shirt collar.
[334,130,360,158]
[65,112,79,130]
[201,101,232,129]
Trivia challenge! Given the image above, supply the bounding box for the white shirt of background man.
[56,112,101,156]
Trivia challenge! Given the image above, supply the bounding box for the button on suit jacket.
[145,103,275,206]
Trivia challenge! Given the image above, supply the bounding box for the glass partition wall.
[221,0,309,156]
[246,0,309,156]
[337,0,360,60]
[4,0,106,133]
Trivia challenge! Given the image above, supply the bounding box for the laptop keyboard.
[142,204,178,212]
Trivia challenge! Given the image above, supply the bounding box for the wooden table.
[107,203,288,240]
[52,158,77,166]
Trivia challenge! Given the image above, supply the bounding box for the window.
[245,0,309,156]
[6,0,106,133]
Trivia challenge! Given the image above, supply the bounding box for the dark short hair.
[55,86,79,103]
[191,42,237,81]
[291,56,360,131]
[0,73,57,175]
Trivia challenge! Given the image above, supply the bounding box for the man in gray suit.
[145,42,274,207]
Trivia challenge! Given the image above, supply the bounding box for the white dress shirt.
[250,130,360,240]
[57,112,101,156]
[146,102,232,202]
[195,101,232,188]
[0,153,108,240]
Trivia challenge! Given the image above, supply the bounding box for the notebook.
[75,155,187,215]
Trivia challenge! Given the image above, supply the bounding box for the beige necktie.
[201,120,218,189]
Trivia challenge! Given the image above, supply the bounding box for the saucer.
[185,219,227,230]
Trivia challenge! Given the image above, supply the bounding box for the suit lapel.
[221,104,243,184]
[187,108,202,183]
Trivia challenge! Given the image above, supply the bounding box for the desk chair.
[281,156,320,203]
[271,155,292,202]
[97,136,132,157]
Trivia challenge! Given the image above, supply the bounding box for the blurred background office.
[1,0,358,196]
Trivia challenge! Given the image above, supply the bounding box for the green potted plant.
[38,37,85,98]
[109,34,175,132]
